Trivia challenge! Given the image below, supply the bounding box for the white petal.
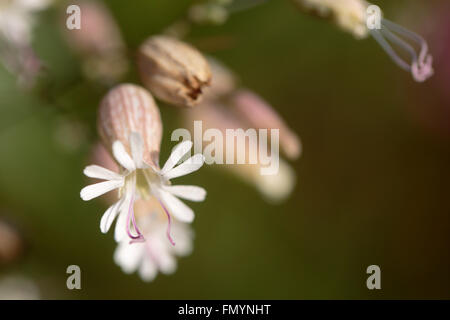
[83,165,123,181]
[162,185,206,202]
[138,254,157,282]
[162,154,205,180]
[158,190,194,223]
[152,238,177,274]
[160,141,193,175]
[114,241,144,274]
[114,203,128,242]
[112,141,135,171]
[80,180,123,201]
[171,223,194,256]
[100,199,123,234]
[129,132,144,168]
[113,187,133,242]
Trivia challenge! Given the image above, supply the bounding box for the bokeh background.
[0,0,449,299]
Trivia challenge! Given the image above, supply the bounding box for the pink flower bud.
[97,84,162,167]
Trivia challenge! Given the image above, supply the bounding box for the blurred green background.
[0,0,449,299]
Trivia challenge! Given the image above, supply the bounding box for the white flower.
[80,132,206,243]
[114,210,193,282]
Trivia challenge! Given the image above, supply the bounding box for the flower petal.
[152,238,177,274]
[114,241,144,274]
[83,165,123,181]
[80,180,123,201]
[112,141,135,171]
[100,199,123,234]
[158,190,195,223]
[162,185,206,202]
[129,132,144,168]
[160,141,193,175]
[114,203,128,242]
[162,154,205,180]
[139,257,157,282]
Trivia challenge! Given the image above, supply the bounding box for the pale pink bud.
[137,35,212,107]
[97,84,162,167]
[231,90,302,160]
[63,0,128,82]
[64,1,124,56]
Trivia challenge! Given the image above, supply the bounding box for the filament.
[157,197,176,246]
[126,185,145,244]
[370,18,433,82]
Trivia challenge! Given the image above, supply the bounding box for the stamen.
[126,186,145,244]
[157,198,176,246]
[370,18,433,82]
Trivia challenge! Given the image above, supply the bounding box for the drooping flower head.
[292,0,434,82]
[81,84,206,244]
[184,59,300,202]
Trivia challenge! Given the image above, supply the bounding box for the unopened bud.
[97,84,162,167]
[137,35,211,108]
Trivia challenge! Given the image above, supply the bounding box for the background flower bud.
[183,103,296,202]
[62,0,128,84]
[97,84,162,167]
[137,35,211,108]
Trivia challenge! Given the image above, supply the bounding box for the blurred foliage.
[0,0,449,299]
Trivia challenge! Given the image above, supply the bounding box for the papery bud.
[97,84,162,167]
[137,35,212,108]
[232,90,302,160]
